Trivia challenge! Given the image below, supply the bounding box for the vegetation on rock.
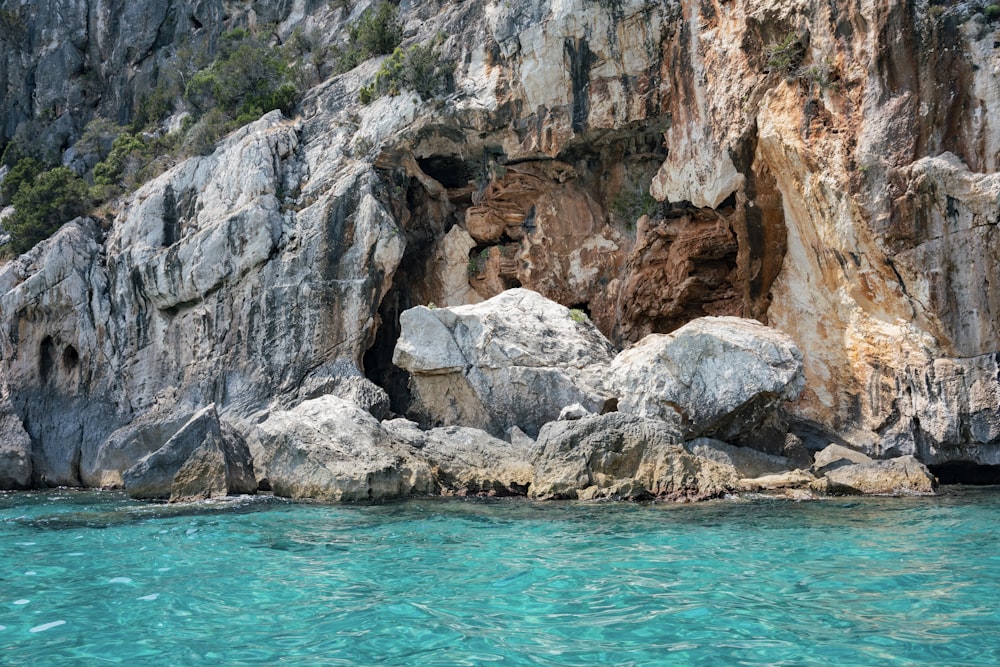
[4,167,90,255]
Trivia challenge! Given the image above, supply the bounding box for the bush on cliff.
[4,167,90,254]
[185,28,298,120]
[333,1,403,73]
[358,42,453,104]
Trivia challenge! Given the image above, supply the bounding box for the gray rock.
[738,470,817,492]
[0,401,31,489]
[123,405,257,502]
[384,419,534,496]
[82,405,197,489]
[610,317,804,440]
[684,437,794,479]
[393,289,617,437]
[253,396,433,501]
[298,365,391,420]
[529,412,738,500]
[558,403,593,421]
[812,455,937,496]
[812,443,872,476]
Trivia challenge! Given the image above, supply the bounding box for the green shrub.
[184,29,299,121]
[1,157,43,204]
[985,4,1000,21]
[611,186,659,227]
[92,132,147,189]
[5,167,91,254]
[334,1,403,73]
[181,109,236,156]
[569,308,586,324]
[358,43,453,104]
[765,33,804,74]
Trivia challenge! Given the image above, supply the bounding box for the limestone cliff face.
[1,0,998,487]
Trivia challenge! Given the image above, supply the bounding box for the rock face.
[393,289,616,437]
[530,413,739,501]
[1,0,999,491]
[122,405,257,502]
[610,317,804,440]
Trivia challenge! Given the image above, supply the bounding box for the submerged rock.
[530,412,738,501]
[393,289,616,437]
[610,317,804,440]
[123,405,257,502]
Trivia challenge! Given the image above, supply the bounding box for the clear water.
[2,489,999,666]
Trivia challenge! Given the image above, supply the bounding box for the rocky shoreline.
[5,288,936,502]
[2,0,996,499]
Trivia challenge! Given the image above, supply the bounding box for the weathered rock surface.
[123,405,257,502]
[812,444,873,476]
[384,419,534,496]
[684,438,797,480]
[812,456,937,496]
[530,413,739,501]
[393,289,616,437]
[610,317,804,440]
[251,396,434,501]
[0,400,31,489]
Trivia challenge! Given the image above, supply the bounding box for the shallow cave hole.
[416,155,472,189]
[39,336,56,384]
[928,462,1000,485]
[62,345,79,372]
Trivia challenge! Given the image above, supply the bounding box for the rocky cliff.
[0,0,998,492]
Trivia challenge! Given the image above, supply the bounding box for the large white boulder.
[610,317,804,440]
[393,289,616,437]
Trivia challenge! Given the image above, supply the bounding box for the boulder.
[812,443,872,476]
[529,412,738,500]
[384,419,534,496]
[253,396,433,501]
[738,470,817,492]
[123,405,257,502]
[297,365,391,420]
[393,289,616,437]
[684,437,795,479]
[610,317,804,440]
[812,455,937,496]
[0,403,31,489]
[81,406,197,489]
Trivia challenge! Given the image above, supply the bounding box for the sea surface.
[1,488,998,666]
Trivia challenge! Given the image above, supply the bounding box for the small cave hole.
[416,156,472,189]
[39,336,56,384]
[62,345,79,372]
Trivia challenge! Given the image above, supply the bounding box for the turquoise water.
[2,490,999,666]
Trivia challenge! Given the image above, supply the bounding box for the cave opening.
[416,155,472,189]
[62,345,79,371]
[363,167,456,417]
[928,462,1000,485]
[39,336,56,384]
